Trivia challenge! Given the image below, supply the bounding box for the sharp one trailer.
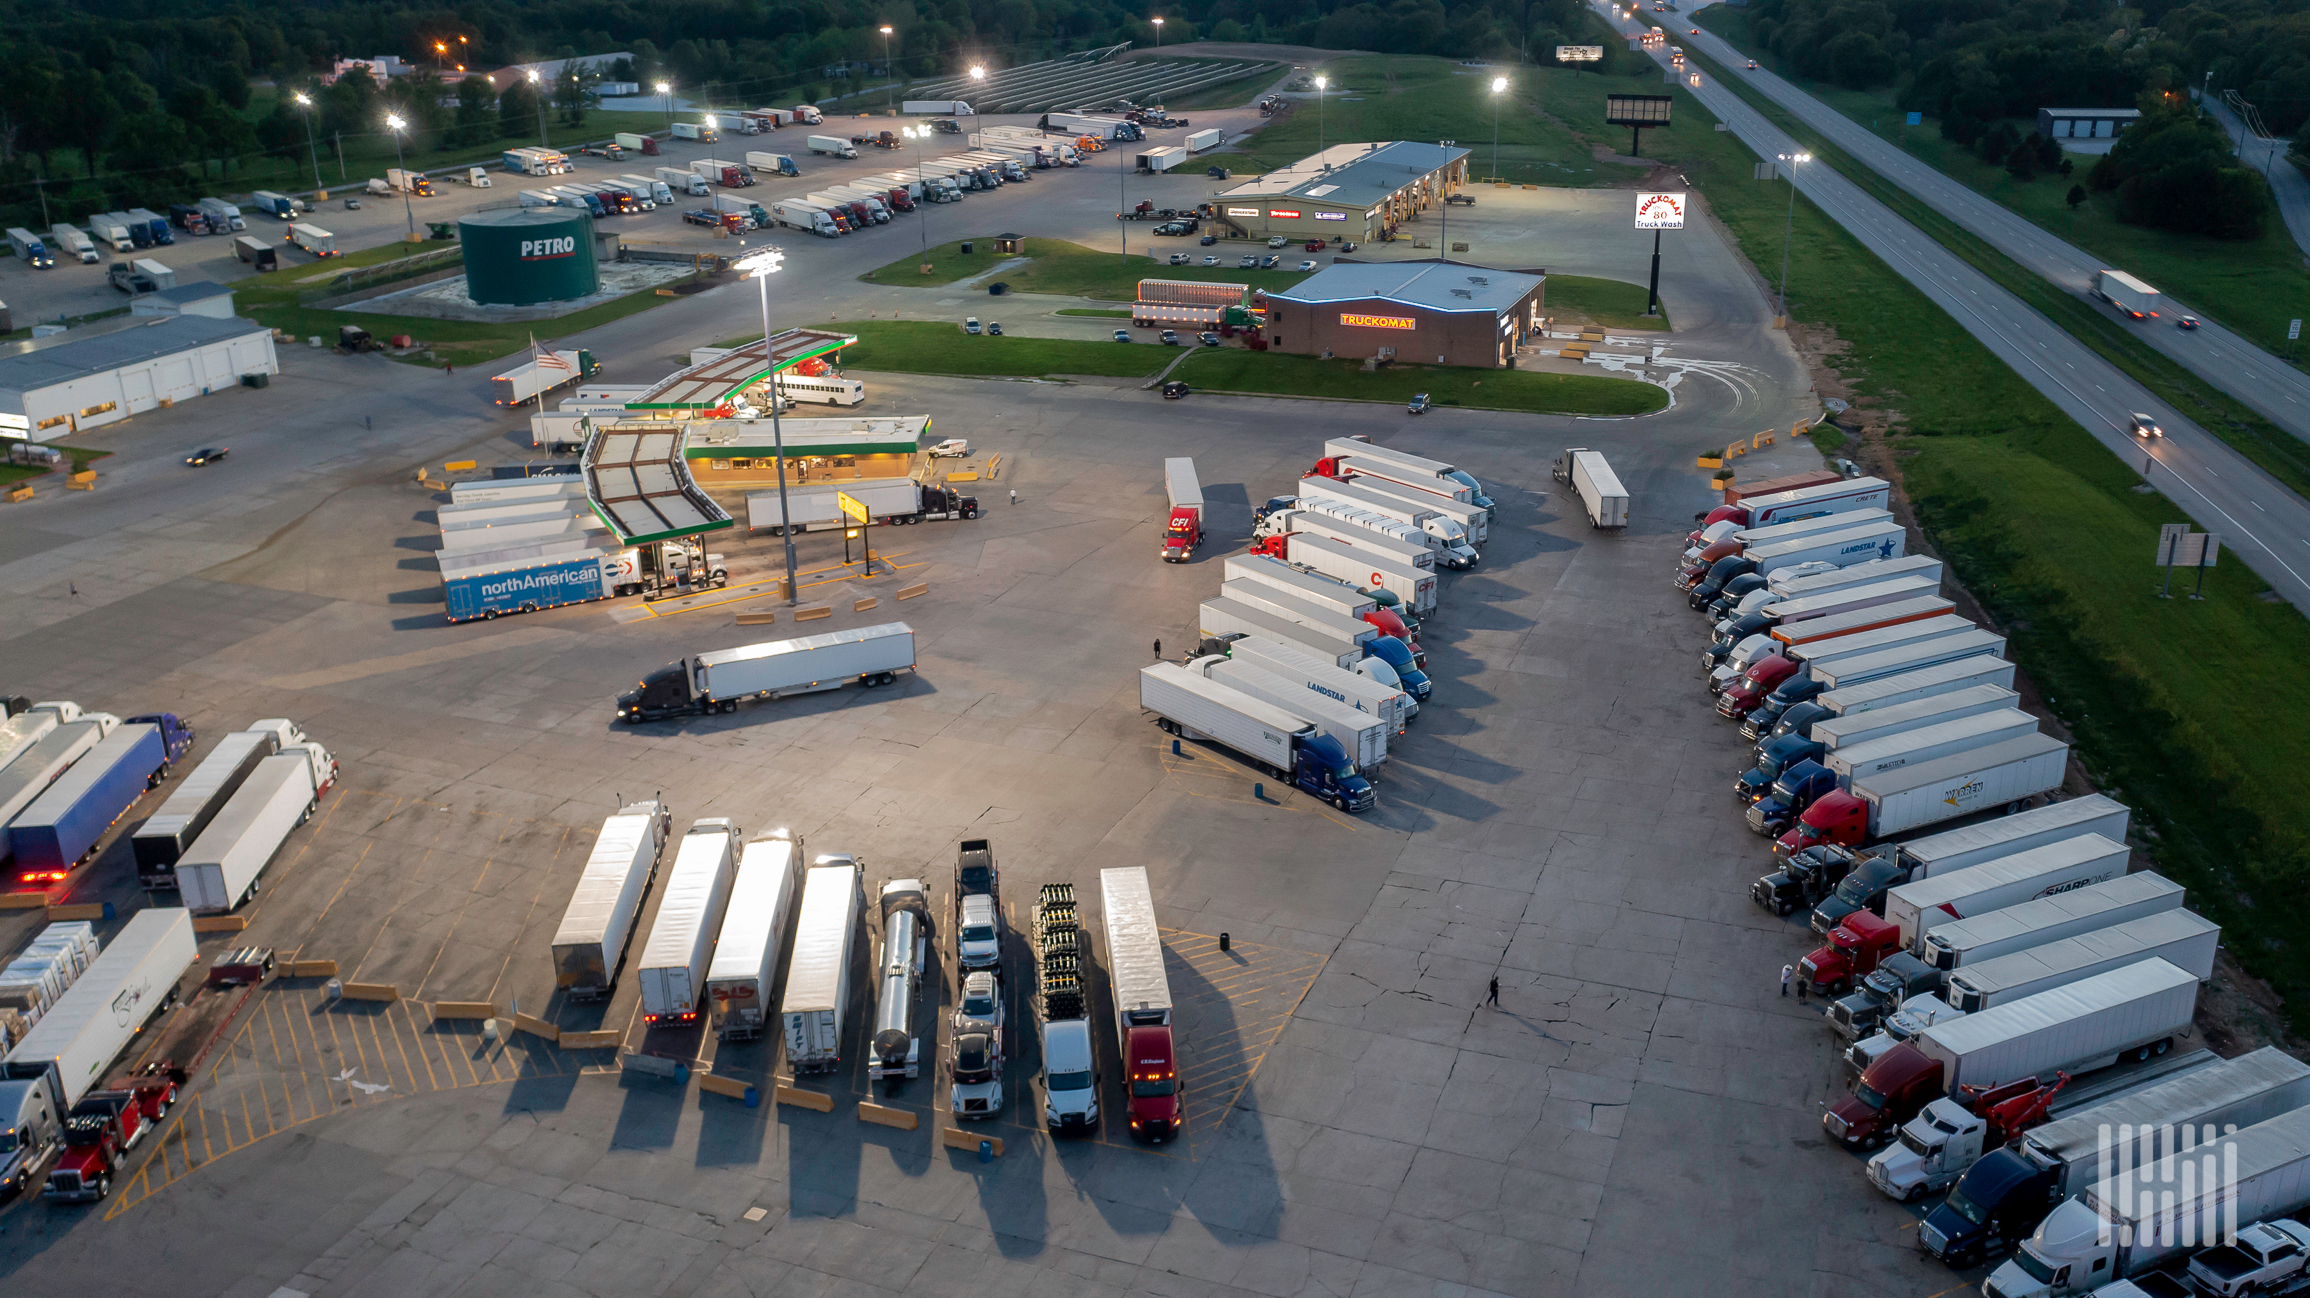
[706,832,803,1040]
[550,801,669,999]
[1943,908,2220,1013]
[782,858,862,1073]
[1883,832,2133,953]
[8,723,172,883]
[637,819,739,1025]
[176,750,326,914]
[1917,870,2187,972]
[616,623,917,721]
[2,908,196,1108]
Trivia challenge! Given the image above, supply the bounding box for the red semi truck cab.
[47,1091,147,1203]
[1717,654,1801,718]
[1162,507,1204,562]
[1678,538,1742,587]
[1775,789,1871,857]
[1798,910,1900,994]
[1363,607,1422,660]
[1823,1041,1943,1149]
[1124,1025,1182,1141]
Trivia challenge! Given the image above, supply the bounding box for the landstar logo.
[520,237,578,260]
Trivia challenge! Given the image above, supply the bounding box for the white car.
[953,970,1005,1038]
[957,893,1001,968]
[1296,260,1316,272]
[928,438,972,458]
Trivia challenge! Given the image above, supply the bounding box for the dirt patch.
[2200,946,2310,1059]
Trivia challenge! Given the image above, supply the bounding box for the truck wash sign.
[1341,313,1417,330]
[1634,192,1687,229]
[520,236,579,260]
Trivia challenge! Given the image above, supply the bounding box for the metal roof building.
[0,315,276,440]
[584,425,734,545]
[626,328,856,414]
[128,282,238,320]
[1263,261,1545,368]
[1211,141,1471,242]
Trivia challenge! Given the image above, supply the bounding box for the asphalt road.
[2201,94,2310,267]
[1602,1,2310,615]
[1668,4,2310,458]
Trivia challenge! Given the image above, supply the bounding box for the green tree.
[498,78,541,141]
[553,69,588,129]
[451,75,495,147]
[2067,182,2087,208]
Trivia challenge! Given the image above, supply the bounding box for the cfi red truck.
[1161,457,1204,563]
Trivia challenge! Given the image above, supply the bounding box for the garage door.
[119,367,157,413]
[154,358,198,402]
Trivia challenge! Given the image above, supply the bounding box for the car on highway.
[1160,329,1180,345]
[1199,233,1217,245]
[1747,59,1759,69]
[1113,329,1132,342]
[1162,380,1190,399]
[2129,413,2163,438]
[1267,235,1289,248]
[1297,259,1317,271]
[928,438,972,458]
[1407,393,1431,415]
[1238,254,1258,268]
[1198,332,1221,346]
[184,446,229,466]
[2178,314,2201,330]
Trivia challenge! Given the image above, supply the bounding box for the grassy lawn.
[1227,55,1644,188]
[0,307,129,341]
[232,267,700,368]
[279,237,460,284]
[1680,39,2310,500]
[1173,347,1667,415]
[861,236,1318,299]
[1695,7,2310,361]
[0,445,111,488]
[1153,62,1288,113]
[1529,45,2310,1029]
[831,320,1170,379]
[1546,273,1670,331]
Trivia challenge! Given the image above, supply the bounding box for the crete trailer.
[706,832,802,1041]
[1987,1102,2310,1298]
[1918,1047,2310,1269]
[1943,907,2219,1014]
[1101,866,1181,1142]
[637,819,739,1026]
[9,720,185,884]
[617,623,916,721]
[1917,871,2185,974]
[782,857,862,1074]
[5,907,196,1203]
[1883,833,2133,954]
[1139,664,1375,812]
[1777,732,2070,861]
[176,748,330,913]
[1823,957,2199,1154]
[550,801,670,1000]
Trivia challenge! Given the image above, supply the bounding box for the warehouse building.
[1211,141,1470,243]
[0,316,278,440]
[2035,107,2141,153]
[1263,261,1545,369]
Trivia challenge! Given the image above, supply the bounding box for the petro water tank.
[459,207,599,305]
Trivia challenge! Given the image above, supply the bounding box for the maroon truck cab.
[1823,1042,1944,1149]
[47,1090,147,1203]
[1775,789,1870,857]
[1677,539,1742,588]
[1798,910,1899,994]
[1125,1025,1182,1142]
[1717,654,1800,717]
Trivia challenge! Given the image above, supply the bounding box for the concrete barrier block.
[512,1012,559,1041]
[5,484,31,503]
[66,471,95,491]
[559,1029,623,1049]
[858,1103,918,1131]
[775,1085,834,1112]
[0,893,48,910]
[736,610,776,625]
[289,959,339,978]
[432,1001,496,1020]
[443,460,478,472]
[945,470,979,482]
[44,903,107,921]
[698,1072,758,1104]
[620,1051,688,1080]
[1696,456,1724,469]
[190,915,247,933]
[795,605,831,621]
[941,1126,1003,1156]
[340,982,399,1003]
[896,582,928,600]
[853,597,877,613]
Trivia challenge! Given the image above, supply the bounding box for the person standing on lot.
[1780,964,1793,998]
[1485,976,1500,1007]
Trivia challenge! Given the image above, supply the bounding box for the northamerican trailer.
[131,729,281,879]
[782,859,861,1073]
[1,908,196,1108]
[176,751,323,914]
[550,801,668,1000]
[1917,869,2186,972]
[617,623,916,722]
[637,819,738,1025]
[7,723,171,882]
[1944,908,2220,1013]
[707,833,803,1040]
[442,547,628,624]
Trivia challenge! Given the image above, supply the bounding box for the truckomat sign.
[1341,313,1417,331]
[1634,192,1687,230]
[520,236,579,260]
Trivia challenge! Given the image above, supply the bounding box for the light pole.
[385,113,415,235]
[657,81,674,133]
[1776,151,1810,324]
[1152,17,1164,50]
[880,27,895,112]
[528,69,549,147]
[293,91,324,193]
[969,65,985,140]
[734,248,801,604]
[904,126,932,258]
[1490,75,1508,180]
[1314,75,1328,155]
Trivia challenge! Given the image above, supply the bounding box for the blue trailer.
[8,723,171,883]
[443,550,615,624]
[126,714,194,767]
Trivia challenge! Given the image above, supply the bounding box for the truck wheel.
[95,1175,110,1200]
[2153,1038,2171,1056]
[483,608,497,620]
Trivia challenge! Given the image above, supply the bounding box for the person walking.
[1009,489,1017,506]
[1780,964,1793,998]
[1153,639,1162,660]
[444,360,454,376]
[1485,976,1500,1007]
[1796,972,1809,1003]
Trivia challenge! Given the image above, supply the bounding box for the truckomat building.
[1211,141,1471,243]
[0,316,278,439]
[1264,262,1545,368]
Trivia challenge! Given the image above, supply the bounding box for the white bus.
[776,374,866,407]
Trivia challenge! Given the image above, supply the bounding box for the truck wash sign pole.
[839,490,871,573]
[1633,191,1685,317]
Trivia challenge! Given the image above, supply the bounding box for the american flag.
[530,335,575,373]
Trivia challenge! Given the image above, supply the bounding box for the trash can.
[960,240,974,254]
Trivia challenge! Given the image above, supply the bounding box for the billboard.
[1556,45,1604,62]
[1605,93,1674,126]
[1634,192,1687,229]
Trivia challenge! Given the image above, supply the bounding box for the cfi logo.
[520,237,577,260]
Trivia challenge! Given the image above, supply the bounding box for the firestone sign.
[1341,313,1417,330]
[1634,192,1687,229]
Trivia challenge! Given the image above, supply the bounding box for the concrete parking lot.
[0,297,1956,1298]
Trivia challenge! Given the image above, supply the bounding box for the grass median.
[1172,347,1667,415]
[861,236,1319,298]
[1545,274,1671,332]
[828,320,1171,379]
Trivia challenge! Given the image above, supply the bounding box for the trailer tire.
[94,1175,110,1200]
[2153,1038,2171,1056]
[483,608,498,620]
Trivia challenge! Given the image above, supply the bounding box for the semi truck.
[905,99,974,114]
[442,543,635,624]
[1917,871,2185,973]
[771,200,843,237]
[621,174,676,204]
[1776,733,2069,860]
[1783,791,2128,930]
[2092,269,2162,320]
[1272,496,1466,570]
[1162,457,1203,562]
[490,349,594,407]
[1737,684,2020,811]
[616,623,916,722]
[706,832,802,1040]
[614,133,660,155]
[247,192,303,221]
[197,197,246,231]
[807,134,858,158]
[286,224,335,257]
[1190,656,1389,769]
[1322,436,1496,520]
[1555,449,1628,529]
[1220,580,1379,654]
[1806,629,2007,694]
[132,725,289,883]
[1275,531,1438,616]
[1139,663,1375,812]
[1823,957,2198,1153]
[1988,1101,2310,1298]
[637,819,739,1026]
[1920,1046,2310,1269]
[1884,832,2132,954]
[1100,867,1181,1142]
[549,800,670,1000]
[1199,596,1365,671]
[692,158,756,187]
[1208,632,1415,727]
[1688,506,1892,571]
[1301,475,1478,554]
[47,225,97,264]
[782,857,862,1074]
[6,228,54,268]
[1694,475,1891,533]
[3,908,196,1202]
[1943,908,2219,1014]
[1222,554,1421,652]
[868,879,930,1083]
[1034,882,1099,1131]
[9,720,186,883]
[671,121,721,143]
[1815,654,2021,720]
[743,150,801,177]
[176,748,328,913]
[1822,708,2041,786]
[657,166,712,197]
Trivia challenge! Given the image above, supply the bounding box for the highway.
[1597,2,2310,614]
[1659,7,2310,456]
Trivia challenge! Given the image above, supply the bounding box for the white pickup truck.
[2186,1220,2310,1298]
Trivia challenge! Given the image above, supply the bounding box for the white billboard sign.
[1634,192,1687,229]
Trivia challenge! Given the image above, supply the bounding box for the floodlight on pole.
[880,27,895,111]
[1776,152,1810,323]
[904,126,932,256]
[527,69,549,147]
[1490,76,1508,181]
[657,80,674,133]
[1152,17,1164,49]
[293,91,323,192]
[1314,75,1328,155]
[734,247,803,605]
[385,114,416,234]
[969,66,985,138]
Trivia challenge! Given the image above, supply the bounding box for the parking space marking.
[1163,930,1327,1159]
[105,988,613,1219]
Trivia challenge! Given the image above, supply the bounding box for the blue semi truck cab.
[1365,636,1430,700]
[1744,760,1838,837]
[1736,731,1828,803]
[1286,731,1375,812]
